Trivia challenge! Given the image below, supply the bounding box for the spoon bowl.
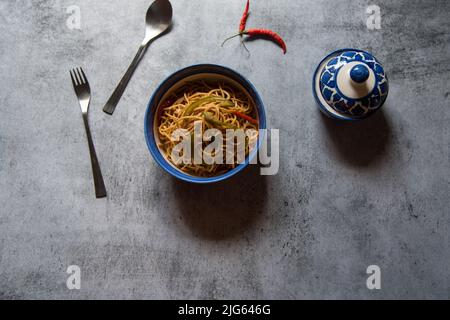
[144,0,173,44]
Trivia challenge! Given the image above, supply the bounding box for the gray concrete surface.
[0,0,449,299]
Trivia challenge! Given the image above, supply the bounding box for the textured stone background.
[0,0,449,299]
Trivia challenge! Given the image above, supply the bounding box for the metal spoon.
[103,0,173,115]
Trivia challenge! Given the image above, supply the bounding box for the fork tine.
[79,68,88,85]
[74,68,83,85]
[76,67,83,84]
[73,68,81,86]
[70,69,78,87]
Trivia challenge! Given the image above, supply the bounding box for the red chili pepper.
[239,0,250,33]
[232,110,259,125]
[222,28,287,54]
[243,28,287,54]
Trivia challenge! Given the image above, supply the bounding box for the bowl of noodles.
[144,64,266,183]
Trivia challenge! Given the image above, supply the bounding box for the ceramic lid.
[313,49,388,119]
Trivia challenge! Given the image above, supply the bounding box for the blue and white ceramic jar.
[313,48,389,120]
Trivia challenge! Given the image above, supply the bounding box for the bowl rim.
[312,48,388,121]
[144,63,267,184]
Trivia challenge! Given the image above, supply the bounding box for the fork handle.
[82,114,107,198]
[103,44,148,115]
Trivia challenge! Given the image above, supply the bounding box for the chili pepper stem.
[222,32,250,53]
[240,38,250,53]
[221,32,243,47]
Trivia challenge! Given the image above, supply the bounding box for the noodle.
[157,80,259,177]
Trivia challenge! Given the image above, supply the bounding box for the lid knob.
[350,64,369,83]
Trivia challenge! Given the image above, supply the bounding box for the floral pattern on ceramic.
[318,50,388,117]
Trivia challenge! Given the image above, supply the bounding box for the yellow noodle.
[157,81,259,177]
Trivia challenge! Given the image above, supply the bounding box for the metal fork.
[70,67,107,198]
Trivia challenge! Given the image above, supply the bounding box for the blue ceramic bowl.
[144,64,266,184]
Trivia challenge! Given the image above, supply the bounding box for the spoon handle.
[103,44,148,115]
